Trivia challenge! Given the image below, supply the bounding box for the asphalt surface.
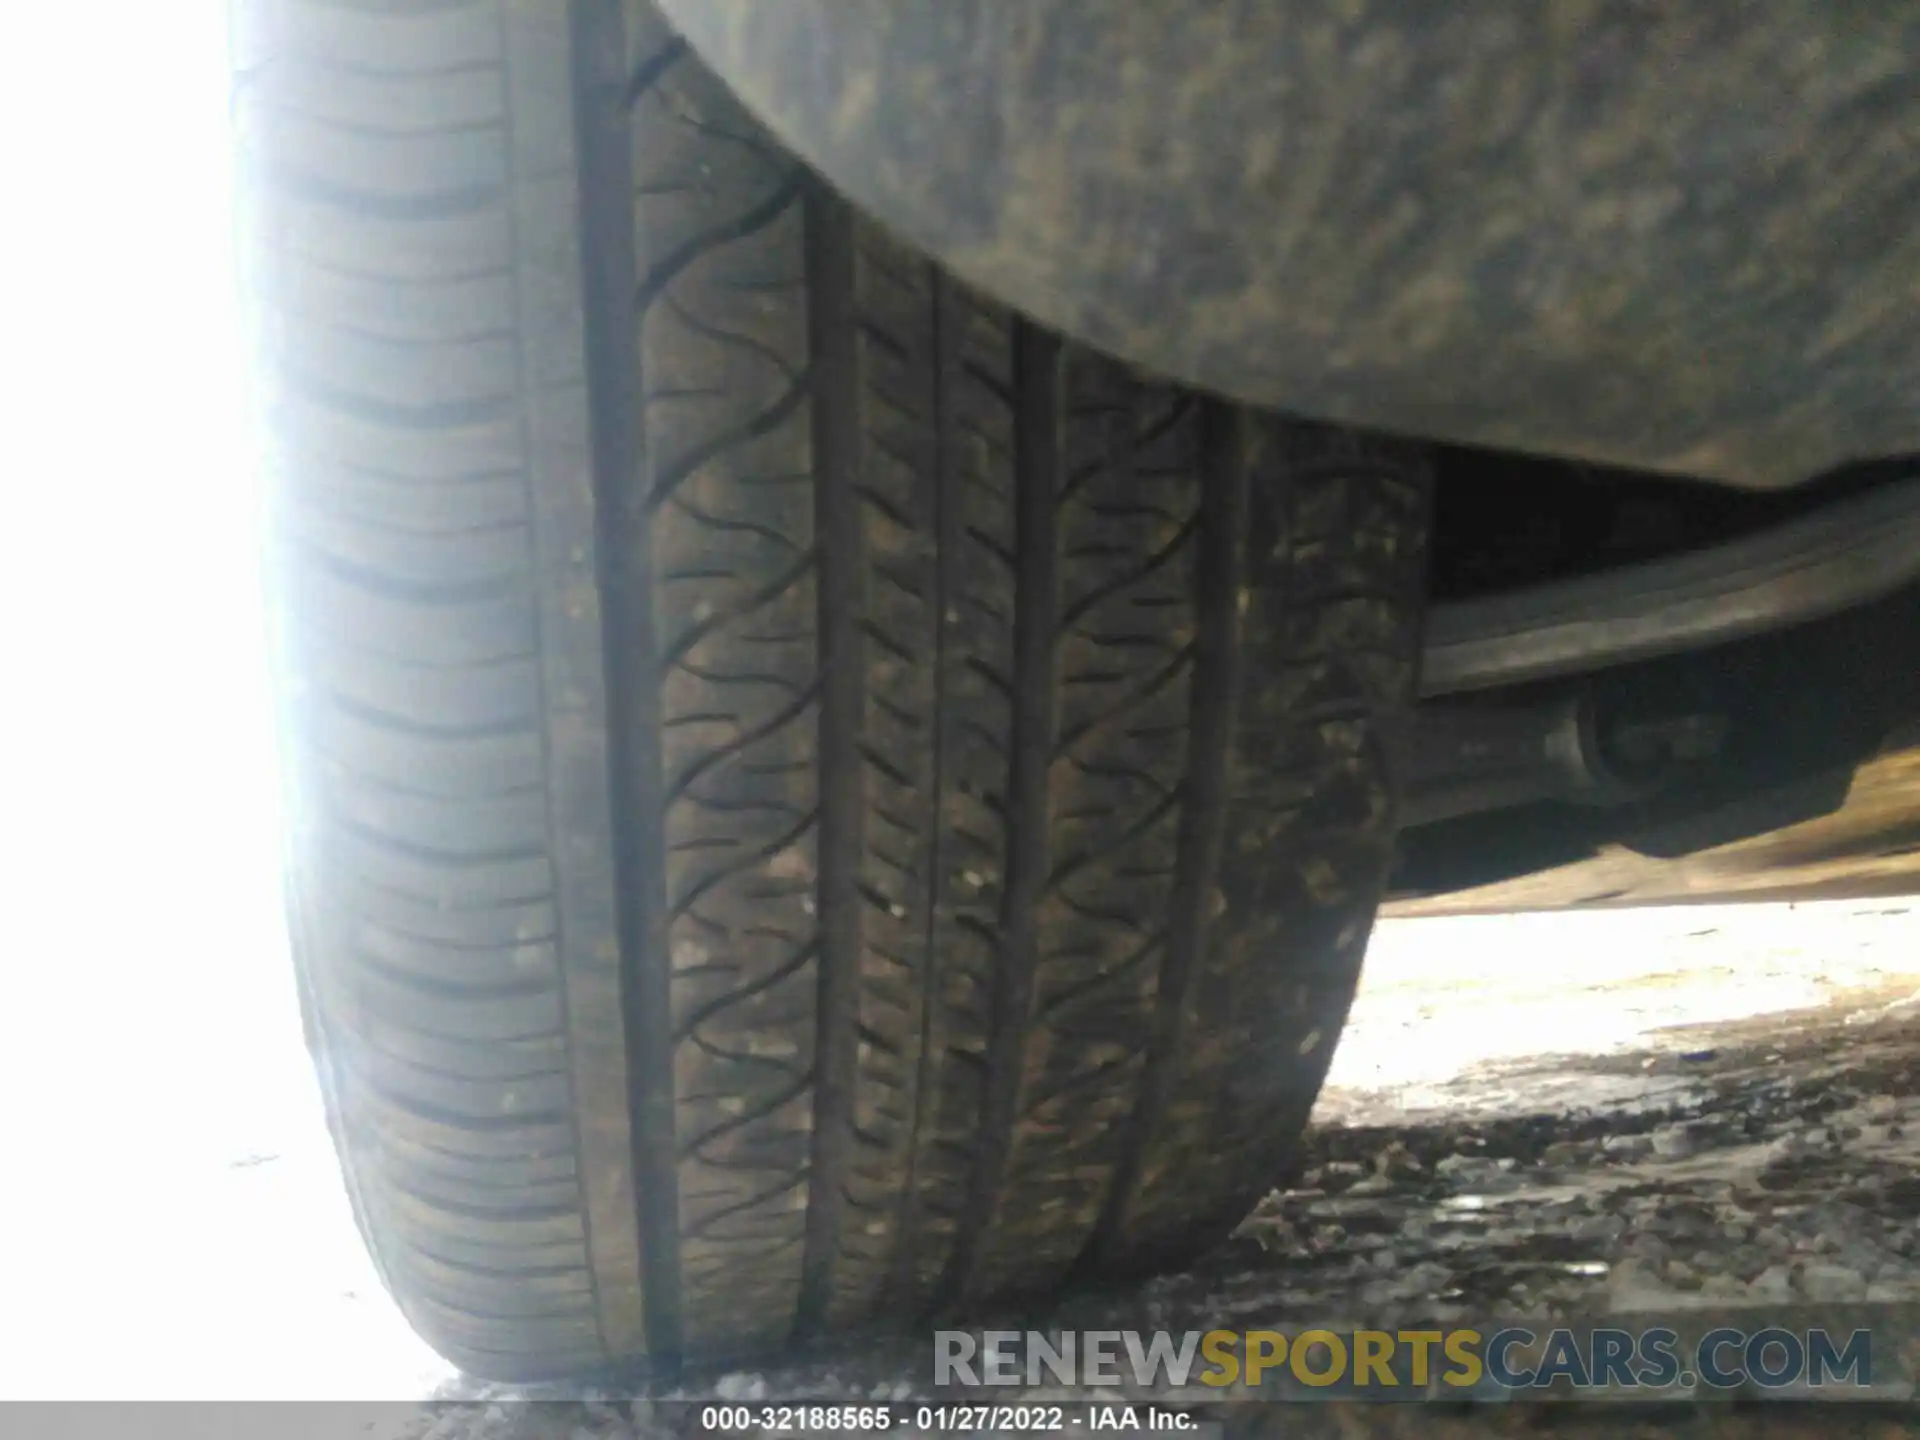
[386,902,1920,1438]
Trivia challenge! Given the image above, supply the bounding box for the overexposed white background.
[0,2,448,1400]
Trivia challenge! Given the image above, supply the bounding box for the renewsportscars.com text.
[934,1327,1873,1394]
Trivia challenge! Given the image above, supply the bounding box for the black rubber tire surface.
[238,0,1431,1379]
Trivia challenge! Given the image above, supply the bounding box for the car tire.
[238,0,1432,1379]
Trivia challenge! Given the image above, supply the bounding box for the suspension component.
[1403,693,1725,829]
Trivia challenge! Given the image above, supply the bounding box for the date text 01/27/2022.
[697,1404,1203,1433]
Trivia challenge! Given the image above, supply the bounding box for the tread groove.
[888,264,962,1303]
[795,178,863,1339]
[572,0,681,1361]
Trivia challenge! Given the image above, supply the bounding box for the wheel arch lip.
[657,0,1920,491]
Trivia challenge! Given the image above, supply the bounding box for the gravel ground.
[388,904,1920,1438]
[22,901,1920,1435]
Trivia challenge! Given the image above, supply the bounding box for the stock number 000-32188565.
[699,1405,1073,1433]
